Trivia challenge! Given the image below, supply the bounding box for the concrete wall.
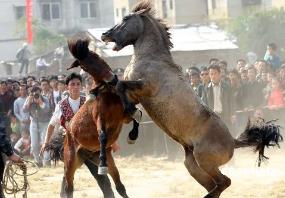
[0,0,25,61]
[36,0,114,32]
[228,0,242,18]
[175,0,208,24]
[114,0,131,24]
[207,0,228,19]
[271,0,285,8]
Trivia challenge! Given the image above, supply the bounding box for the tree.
[227,8,285,58]
[16,17,66,55]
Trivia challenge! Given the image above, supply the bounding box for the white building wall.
[0,0,25,61]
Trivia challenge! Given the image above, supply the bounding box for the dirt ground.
[5,145,285,198]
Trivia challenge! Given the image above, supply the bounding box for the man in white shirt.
[206,64,232,126]
[36,56,50,77]
[41,73,114,198]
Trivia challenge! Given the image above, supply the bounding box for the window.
[162,0,167,18]
[52,4,60,19]
[121,7,126,17]
[169,0,173,10]
[89,2,96,18]
[14,6,25,20]
[80,3,88,18]
[212,0,216,9]
[41,3,61,21]
[80,1,97,18]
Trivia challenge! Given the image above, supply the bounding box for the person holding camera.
[23,86,50,167]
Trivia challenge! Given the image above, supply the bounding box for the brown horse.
[100,1,283,198]
[48,36,140,198]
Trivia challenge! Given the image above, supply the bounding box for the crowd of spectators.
[0,73,96,167]
[187,43,285,135]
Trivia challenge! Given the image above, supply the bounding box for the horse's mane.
[132,1,181,72]
[68,35,112,72]
[132,1,173,50]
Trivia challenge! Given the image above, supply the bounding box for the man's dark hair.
[219,60,227,67]
[6,79,14,84]
[209,58,219,65]
[0,80,7,85]
[49,75,58,81]
[27,76,36,81]
[19,84,27,89]
[188,66,200,74]
[228,69,240,77]
[30,86,41,93]
[268,43,277,51]
[237,59,246,64]
[208,64,221,73]
[40,78,49,84]
[200,66,208,72]
[58,80,65,85]
[65,73,82,85]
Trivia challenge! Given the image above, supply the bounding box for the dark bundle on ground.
[45,129,65,165]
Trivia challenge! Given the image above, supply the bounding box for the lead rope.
[2,160,39,198]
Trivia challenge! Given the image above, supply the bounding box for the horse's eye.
[123,16,130,21]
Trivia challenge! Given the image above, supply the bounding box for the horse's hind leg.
[61,135,82,198]
[184,147,216,192]
[194,152,231,198]
[106,149,129,198]
[202,167,231,198]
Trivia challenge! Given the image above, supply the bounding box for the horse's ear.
[135,8,151,15]
[67,60,80,70]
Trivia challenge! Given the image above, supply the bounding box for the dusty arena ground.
[6,146,285,198]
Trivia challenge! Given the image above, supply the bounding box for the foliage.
[226,8,285,56]
[16,17,66,55]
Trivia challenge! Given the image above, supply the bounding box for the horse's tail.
[45,128,65,164]
[68,36,90,60]
[234,118,283,166]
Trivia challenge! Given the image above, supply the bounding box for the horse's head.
[101,2,152,51]
[67,36,114,82]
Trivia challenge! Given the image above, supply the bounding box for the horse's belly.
[139,89,214,144]
[73,128,121,152]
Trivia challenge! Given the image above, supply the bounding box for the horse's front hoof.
[131,109,142,123]
[98,166,108,175]
[127,136,136,144]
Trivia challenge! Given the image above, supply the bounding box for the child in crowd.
[14,130,31,157]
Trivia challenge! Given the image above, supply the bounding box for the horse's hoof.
[98,166,108,175]
[127,136,136,144]
[132,109,142,123]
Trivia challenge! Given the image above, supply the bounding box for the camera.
[33,93,40,99]
[31,92,40,99]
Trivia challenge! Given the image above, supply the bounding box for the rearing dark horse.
[101,1,283,198]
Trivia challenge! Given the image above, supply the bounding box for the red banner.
[25,0,33,43]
